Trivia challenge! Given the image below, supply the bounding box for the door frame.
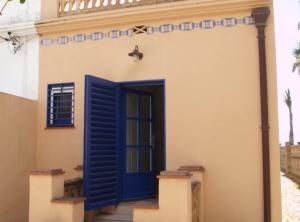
[118,79,166,201]
[83,77,166,207]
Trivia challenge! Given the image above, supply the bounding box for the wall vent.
[132,25,148,34]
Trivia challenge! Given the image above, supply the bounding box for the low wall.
[280,145,300,184]
[0,93,37,222]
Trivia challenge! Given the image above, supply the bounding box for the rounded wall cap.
[157,170,192,179]
[74,165,83,171]
[178,165,205,172]
[52,197,85,204]
[30,169,65,176]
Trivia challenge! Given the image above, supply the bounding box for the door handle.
[152,135,155,149]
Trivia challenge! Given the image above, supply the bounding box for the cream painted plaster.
[187,170,205,222]
[36,5,280,222]
[0,93,37,222]
[0,0,40,100]
[0,32,39,100]
[29,173,84,222]
[134,176,192,222]
[159,177,192,222]
[0,0,40,25]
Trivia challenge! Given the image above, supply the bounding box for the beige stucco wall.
[0,93,37,222]
[36,4,281,222]
[29,172,84,222]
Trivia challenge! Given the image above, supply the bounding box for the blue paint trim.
[40,16,255,46]
[83,75,90,210]
[120,80,166,172]
[83,75,120,211]
[46,82,75,127]
[163,81,166,170]
[84,76,166,205]
[116,84,122,203]
[47,82,74,87]
[120,79,166,181]
[119,79,165,87]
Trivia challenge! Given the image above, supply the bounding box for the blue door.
[122,89,155,200]
[84,75,120,210]
[84,76,159,208]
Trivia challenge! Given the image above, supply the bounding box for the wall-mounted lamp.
[128,45,143,62]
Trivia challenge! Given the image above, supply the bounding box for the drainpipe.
[251,7,271,222]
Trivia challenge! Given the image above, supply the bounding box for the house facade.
[1,0,282,222]
[34,0,281,221]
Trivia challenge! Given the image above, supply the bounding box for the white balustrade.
[57,0,159,17]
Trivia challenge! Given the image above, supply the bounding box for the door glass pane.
[140,95,151,118]
[127,148,138,173]
[126,120,137,145]
[140,148,151,172]
[140,121,151,145]
[127,93,138,117]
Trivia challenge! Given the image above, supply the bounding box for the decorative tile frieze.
[40,16,254,46]
[73,34,87,42]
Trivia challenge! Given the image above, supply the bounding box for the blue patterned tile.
[40,16,255,46]
[200,20,216,29]
[222,18,237,27]
[110,29,122,39]
[173,24,180,30]
[52,39,57,44]
[179,22,194,31]
[122,29,130,36]
[57,36,70,45]
[91,32,103,40]
[237,18,244,24]
[159,24,174,33]
[73,34,86,42]
[215,21,222,26]
[103,33,109,38]
[243,16,255,25]
[127,29,133,37]
[147,26,155,35]
[40,38,53,46]
[192,22,199,29]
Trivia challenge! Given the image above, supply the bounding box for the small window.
[47,83,75,127]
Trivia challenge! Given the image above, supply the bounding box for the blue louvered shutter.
[84,75,120,210]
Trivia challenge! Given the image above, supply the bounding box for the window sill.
[45,125,75,129]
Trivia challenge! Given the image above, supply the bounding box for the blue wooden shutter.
[84,75,120,210]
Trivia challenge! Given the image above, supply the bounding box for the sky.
[274,0,300,144]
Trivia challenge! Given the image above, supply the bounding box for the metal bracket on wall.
[0,31,38,54]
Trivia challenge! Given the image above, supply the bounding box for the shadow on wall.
[0,92,37,222]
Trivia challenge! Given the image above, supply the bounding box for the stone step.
[94,200,157,222]
[94,202,134,222]
[133,200,159,210]
[94,213,132,222]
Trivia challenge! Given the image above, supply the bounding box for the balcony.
[37,0,268,35]
[57,0,184,17]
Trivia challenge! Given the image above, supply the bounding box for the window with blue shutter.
[47,83,75,127]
